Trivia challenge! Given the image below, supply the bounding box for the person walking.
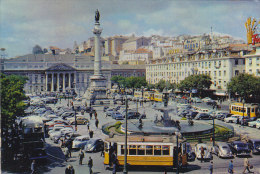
[95,119,99,128]
[94,112,97,120]
[87,122,90,131]
[64,147,69,162]
[209,161,213,174]
[112,159,117,174]
[31,160,36,174]
[228,160,234,174]
[88,157,93,174]
[243,157,253,173]
[89,130,94,138]
[200,146,204,163]
[78,149,85,165]
[65,165,75,174]
[90,112,93,120]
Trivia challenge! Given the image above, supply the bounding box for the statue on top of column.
[95,9,100,23]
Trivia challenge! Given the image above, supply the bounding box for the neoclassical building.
[3,53,145,95]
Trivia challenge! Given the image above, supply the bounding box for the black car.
[84,138,104,152]
[186,111,199,119]
[194,113,211,120]
[206,100,217,106]
[248,139,260,154]
[229,141,251,156]
[125,111,141,119]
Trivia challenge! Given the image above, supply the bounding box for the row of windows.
[120,145,170,156]
[149,70,227,77]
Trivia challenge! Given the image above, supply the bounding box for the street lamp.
[242,99,245,126]
[175,131,182,174]
[212,112,215,146]
[141,86,144,107]
[72,105,77,131]
[123,94,128,174]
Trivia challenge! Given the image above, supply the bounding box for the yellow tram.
[153,92,163,102]
[104,135,188,168]
[229,103,259,120]
[143,91,155,101]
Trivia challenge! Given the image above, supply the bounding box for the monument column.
[93,25,102,76]
[69,73,71,89]
[57,73,60,91]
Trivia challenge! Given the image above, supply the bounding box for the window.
[35,75,38,83]
[154,145,161,156]
[146,145,153,155]
[219,71,221,76]
[121,145,126,155]
[235,70,239,76]
[251,108,255,113]
[224,71,226,76]
[209,62,211,68]
[137,145,145,155]
[162,146,170,155]
[129,145,137,155]
[235,59,238,65]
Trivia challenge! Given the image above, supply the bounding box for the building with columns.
[3,53,145,95]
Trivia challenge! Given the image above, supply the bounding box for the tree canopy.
[1,74,27,129]
[32,45,43,54]
[227,73,260,102]
[178,74,212,94]
[111,76,147,89]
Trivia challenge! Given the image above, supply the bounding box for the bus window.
[162,145,169,155]
[146,145,153,155]
[154,145,162,156]
[129,145,136,155]
[121,145,125,155]
[137,145,145,155]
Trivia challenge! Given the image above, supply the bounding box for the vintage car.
[211,142,233,158]
[229,141,251,156]
[194,143,212,160]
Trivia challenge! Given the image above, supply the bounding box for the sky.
[0,0,259,58]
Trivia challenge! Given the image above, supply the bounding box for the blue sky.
[0,0,259,58]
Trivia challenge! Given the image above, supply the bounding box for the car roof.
[75,135,89,139]
[249,139,260,142]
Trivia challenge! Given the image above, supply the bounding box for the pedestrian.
[64,147,69,162]
[100,147,104,157]
[228,160,234,174]
[112,159,117,174]
[87,122,90,130]
[65,165,75,174]
[200,146,204,163]
[79,149,85,165]
[31,160,36,174]
[209,161,213,174]
[95,119,99,128]
[243,157,253,173]
[88,157,93,174]
[94,112,97,119]
[89,130,94,138]
[90,112,93,120]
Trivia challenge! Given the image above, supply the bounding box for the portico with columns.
[45,64,76,92]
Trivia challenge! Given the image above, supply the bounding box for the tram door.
[247,108,251,117]
[173,146,178,167]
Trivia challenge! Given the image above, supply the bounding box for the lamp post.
[212,112,215,146]
[163,88,169,107]
[123,94,128,174]
[242,99,245,126]
[175,131,181,174]
[72,105,77,131]
[141,86,144,107]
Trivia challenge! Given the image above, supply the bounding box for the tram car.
[229,103,259,120]
[143,91,155,101]
[153,92,163,102]
[104,135,188,169]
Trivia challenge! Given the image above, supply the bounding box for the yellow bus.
[229,103,259,120]
[154,92,163,102]
[143,91,155,101]
[104,135,188,168]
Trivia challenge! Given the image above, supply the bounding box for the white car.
[202,97,213,102]
[195,143,212,160]
[255,122,260,129]
[224,115,240,123]
[248,118,260,128]
[72,135,90,149]
[211,142,233,158]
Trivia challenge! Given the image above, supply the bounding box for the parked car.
[224,115,240,123]
[112,111,124,120]
[248,139,260,154]
[194,143,212,160]
[106,108,115,117]
[103,106,109,112]
[194,113,211,120]
[229,141,251,156]
[220,113,233,121]
[84,138,104,152]
[206,100,217,106]
[68,116,89,125]
[238,117,251,126]
[124,111,140,119]
[211,142,233,158]
[186,111,199,119]
[61,112,74,119]
[248,118,260,128]
[72,135,90,149]
[202,97,213,102]
[256,121,260,129]
[85,107,96,113]
[191,97,202,103]
[183,142,196,161]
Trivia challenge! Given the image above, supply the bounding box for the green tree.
[227,73,260,102]
[178,74,212,95]
[155,79,166,92]
[1,74,27,128]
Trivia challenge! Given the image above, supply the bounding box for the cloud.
[0,0,259,57]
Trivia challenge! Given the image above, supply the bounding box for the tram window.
[121,145,125,155]
[129,145,137,155]
[146,145,153,155]
[154,145,162,156]
[24,128,33,134]
[238,107,241,112]
[162,146,170,155]
[251,108,255,112]
[241,108,245,112]
[137,145,145,155]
